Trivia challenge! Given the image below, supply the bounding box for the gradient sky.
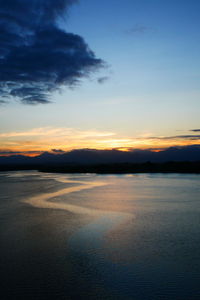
[1,0,200,154]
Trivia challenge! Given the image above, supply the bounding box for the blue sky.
[0,0,200,153]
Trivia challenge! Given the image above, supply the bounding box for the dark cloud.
[148,135,200,140]
[0,151,17,155]
[0,0,103,104]
[97,76,109,84]
[0,150,42,155]
[125,24,151,35]
[175,135,200,140]
[190,129,200,132]
[51,149,65,153]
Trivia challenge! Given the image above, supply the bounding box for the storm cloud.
[0,0,103,104]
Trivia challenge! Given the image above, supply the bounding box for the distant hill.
[0,145,200,166]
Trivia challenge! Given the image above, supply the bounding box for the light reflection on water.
[0,171,200,299]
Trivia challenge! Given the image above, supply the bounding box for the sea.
[0,171,199,300]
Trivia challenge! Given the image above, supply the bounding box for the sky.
[0,0,200,155]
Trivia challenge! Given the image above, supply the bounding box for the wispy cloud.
[0,127,115,138]
[0,150,43,156]
[0,127,116,152]
[147,134,200,140]
[124,24,153,35]
[97,76,109,84]
[1,127,200,154]
[190,129,200,132]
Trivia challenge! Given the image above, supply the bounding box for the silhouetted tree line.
[0,161,200,174]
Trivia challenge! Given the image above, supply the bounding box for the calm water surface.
[0,171,199,299]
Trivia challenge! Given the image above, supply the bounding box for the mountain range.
[1,145,200,165]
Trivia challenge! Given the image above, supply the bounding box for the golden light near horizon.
[0,126,200,156]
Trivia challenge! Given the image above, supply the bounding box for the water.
[0,171,199,299]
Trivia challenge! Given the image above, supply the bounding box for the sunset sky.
[0,0,200,155]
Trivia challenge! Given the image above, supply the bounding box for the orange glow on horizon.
[0,127,200,156]
[1,141,200,157]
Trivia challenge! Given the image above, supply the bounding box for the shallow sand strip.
[23,176,134,274]
[23,176,133,230]
[23,180,110,216]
